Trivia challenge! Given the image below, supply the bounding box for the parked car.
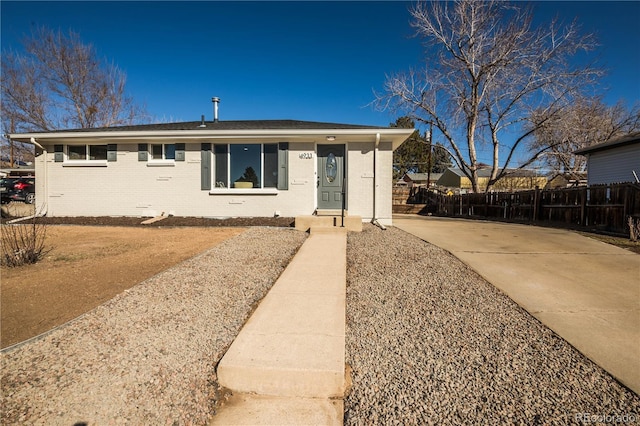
[0,177,35,204]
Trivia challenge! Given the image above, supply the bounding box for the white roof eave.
[9,128,413,149]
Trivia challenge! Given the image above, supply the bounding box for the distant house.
[492,169,548,191]
[399,172,443,188]
[546,172,587,189]
[436,167,547,192]
[7,115,413,226]
[574,132,640,185]
[436,167,492,191]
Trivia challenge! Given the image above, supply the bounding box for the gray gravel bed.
[344,224,639,425]
[1,227,307,425]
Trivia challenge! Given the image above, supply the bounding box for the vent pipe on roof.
[212,97,220,122]
[198,115,206,128]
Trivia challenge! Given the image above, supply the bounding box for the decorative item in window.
[326,153,337,183]
[234,166,258,188]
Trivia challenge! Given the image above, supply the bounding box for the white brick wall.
[346,141,394,225]
[347,142,374,219]
[36,140,395,222]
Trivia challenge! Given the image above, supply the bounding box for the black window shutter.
[175,143,185,161]
[201,143,212,190]
[277,142,289,190]
[138,143,148,161]
[54,145,64,162]
[107,144,117,162]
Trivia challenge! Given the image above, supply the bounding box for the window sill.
[147,160,175,167]
[209,188,279,195]
[62,161,108,167]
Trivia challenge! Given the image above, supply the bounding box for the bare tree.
[530,97,640,180]
[1,27,146,165]
[376,0,602,192]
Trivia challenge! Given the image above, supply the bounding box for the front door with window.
[317,144,345,210]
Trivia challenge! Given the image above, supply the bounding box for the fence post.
[533,186,540,222]
[580,187,587,226]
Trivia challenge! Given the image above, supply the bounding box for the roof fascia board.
[9,128,414,148]
[574,137,639,155]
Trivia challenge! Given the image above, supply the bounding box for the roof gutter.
[29,138,48,217]
[8,128,414,145]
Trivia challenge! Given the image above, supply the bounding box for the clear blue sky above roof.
[1,1,638,136]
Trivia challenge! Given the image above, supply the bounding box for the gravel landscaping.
[2,222,638,424]
[344,225,639,424]
[1,227,306,424]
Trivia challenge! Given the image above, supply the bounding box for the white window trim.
[146,160,175,167]
[62,160,108,167]
[209,188,278,195]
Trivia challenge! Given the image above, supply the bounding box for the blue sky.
[2,0,639,134]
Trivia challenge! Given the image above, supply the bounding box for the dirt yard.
[1,226,245,348]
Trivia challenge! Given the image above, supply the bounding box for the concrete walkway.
[212,228,346,425]
[394,214,640,395]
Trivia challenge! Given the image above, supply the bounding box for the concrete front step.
[295,215,362,232]
[216,231,347,401]
[211,394,343,425]
[316,209,348,216]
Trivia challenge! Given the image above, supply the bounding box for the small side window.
[138,144,148,161]
[54,145,64,162]
[68,145,87,160]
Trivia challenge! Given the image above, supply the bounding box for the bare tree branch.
[529,96,640,179]
[1,27,147,134]
[375,0,602,192]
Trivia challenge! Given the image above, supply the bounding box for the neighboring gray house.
[574,132,640,185]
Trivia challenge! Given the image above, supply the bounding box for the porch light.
[326,136,336,141]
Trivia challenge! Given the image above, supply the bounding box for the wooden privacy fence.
[414,184,640,236]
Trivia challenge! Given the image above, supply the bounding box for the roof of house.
[8,119,414,150]
[39,119,382,133]
[403,172,443,183]
[574,131,640,155]
[405,172,430,181]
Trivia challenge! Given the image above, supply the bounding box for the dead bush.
[1,217,50,267]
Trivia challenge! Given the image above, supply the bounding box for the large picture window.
[214,143,278,189]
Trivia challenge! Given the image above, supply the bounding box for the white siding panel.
[587,144,640,185]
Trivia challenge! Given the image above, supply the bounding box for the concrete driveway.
[393,214,640,395]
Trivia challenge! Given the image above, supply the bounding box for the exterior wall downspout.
[371,133,386,230]
[31,137,47,217]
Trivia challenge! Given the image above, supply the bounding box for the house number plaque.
[299,152,313,159]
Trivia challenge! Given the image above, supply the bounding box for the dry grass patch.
[577,231,640,254]
[1,226,245,348]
